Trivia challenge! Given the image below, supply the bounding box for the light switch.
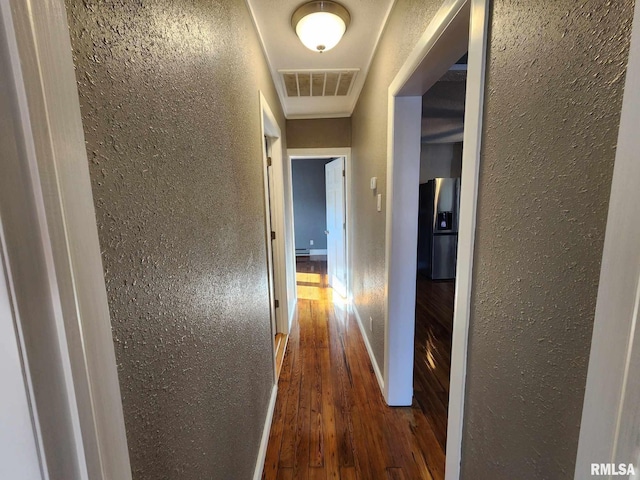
[370,177,377,190]
[377,193,382,212]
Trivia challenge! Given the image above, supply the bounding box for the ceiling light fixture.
[291,1,351,53]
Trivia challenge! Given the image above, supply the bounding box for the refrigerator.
[417,178,460,280]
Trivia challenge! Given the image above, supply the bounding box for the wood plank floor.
[413,274,454,458]
[263,259,446,480]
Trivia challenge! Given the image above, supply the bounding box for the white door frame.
[384,2,489,480]
[1,0,131,478]
[259,92,292,379]
[288,148,353,304]
[574,1,640,477]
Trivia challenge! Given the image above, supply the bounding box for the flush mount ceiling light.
[292,1,351,53]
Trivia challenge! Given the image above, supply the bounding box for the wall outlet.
[369,316,373,331]
[310,239,314,246]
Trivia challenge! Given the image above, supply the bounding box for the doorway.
[287,148,351,304]
[260,93,294,381]
[384,1,489,479]
[413,54,467,471]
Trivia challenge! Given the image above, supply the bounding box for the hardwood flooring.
[263,259,447,480]
[413,274,455,457]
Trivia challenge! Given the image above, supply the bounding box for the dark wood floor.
[413,274,455,457]
[263,259,448,480]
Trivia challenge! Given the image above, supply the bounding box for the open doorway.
[413,54,467,471]
[291,156,347,299]
[290,157,334,302]
[287,149,351,305]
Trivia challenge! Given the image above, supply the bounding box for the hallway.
[263,260,445,480]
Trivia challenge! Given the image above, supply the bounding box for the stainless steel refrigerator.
[417,178,460,280]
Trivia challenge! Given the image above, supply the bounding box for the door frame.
[259,92,292,379]
[1,0,132,478]
[287,148,352,303]
[574,1,640,477]
[384,1,489,480]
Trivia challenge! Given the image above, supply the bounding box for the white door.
[325,158,347,298]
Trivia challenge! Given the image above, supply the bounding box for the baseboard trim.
[351,303,385,393]
[253,384,278,480]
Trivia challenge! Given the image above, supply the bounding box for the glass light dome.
[292,2,351,53]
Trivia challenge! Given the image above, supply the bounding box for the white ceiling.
[246,0,395,119]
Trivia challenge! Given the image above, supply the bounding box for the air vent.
[280,69,358,97]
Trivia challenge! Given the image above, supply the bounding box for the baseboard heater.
[296,248,310,256]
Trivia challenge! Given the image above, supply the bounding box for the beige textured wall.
[286,117,352,148]
[64,1,285,479]
[350,0,633,477]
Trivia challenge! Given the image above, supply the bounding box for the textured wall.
[292,159,332,251]
[64,1,285,479]
[461,1,634,478]
[350,0,444,368]
[286,117,352,148]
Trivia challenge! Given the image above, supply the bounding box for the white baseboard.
[253,384,278,480]
[309,249,327,256]
[351,303,385,393]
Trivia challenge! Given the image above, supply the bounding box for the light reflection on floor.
[425,334,437,370]
[297,284,323,300]
[295,270,350,308]
[295,272,322,285]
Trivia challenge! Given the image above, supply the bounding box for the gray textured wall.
[64,1,285,479]
[292,159,332,251]
[350,0,634,477]
[286,117,352,148]
[461,1,634,478]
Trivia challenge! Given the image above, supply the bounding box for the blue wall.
[292,158,334,252]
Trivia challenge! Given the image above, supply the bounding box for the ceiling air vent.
[280,69,358,97]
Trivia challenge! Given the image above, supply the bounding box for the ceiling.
[246,0,395,119]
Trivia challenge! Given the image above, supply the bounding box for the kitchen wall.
[349,0,634,478]
[419,142,463,183]
[64,1,285,479]
[286,117,351,148]
[292,158,333,252]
